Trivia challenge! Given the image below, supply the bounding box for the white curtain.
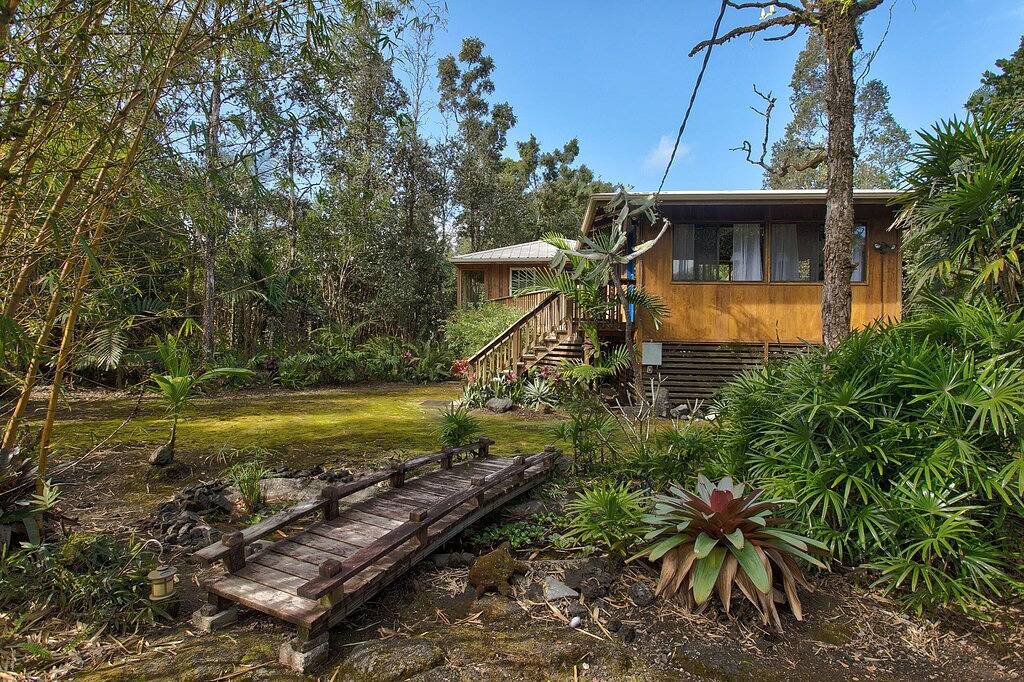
[772,223,800,281]
[672,224,695,280]
[730,224,762,281]
[851,225,866,282]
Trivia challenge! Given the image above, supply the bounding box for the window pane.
[509,268,537,295]
[731,224,763,281]
[772,223,823,282]
[694,226,721,281]
[462,270,485,306]
[851,225,866,282]
[673,223,763,281]
[672,224,695,281]
[771,223,868,282]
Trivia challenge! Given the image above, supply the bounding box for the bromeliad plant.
[636,475,828,631]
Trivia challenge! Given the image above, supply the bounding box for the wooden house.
[452,189,902,402]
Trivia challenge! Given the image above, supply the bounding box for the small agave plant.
[635,474,828,631]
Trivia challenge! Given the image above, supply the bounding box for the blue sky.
[422,0,1024,190]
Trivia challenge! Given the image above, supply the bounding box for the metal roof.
[449,239,578,265]
[589,189,901,202]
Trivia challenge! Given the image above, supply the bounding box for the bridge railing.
[195,437,496,573]
[296,445,560,602]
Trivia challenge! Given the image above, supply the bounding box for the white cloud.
[644,135,689,174]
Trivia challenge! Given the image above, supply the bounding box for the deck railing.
[489,291,549,316]
[466,292,574,380]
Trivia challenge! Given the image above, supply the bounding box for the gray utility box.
[641,342,663,366]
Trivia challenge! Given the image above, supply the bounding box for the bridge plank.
[208,575,327,627]
[269,540,350,566]
[336,509,404,530]
[251,549,319,579]
[289,530,365,555]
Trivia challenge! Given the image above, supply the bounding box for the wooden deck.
[193,439,558,649]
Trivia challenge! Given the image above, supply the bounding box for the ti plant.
[636,475,828,631]
[149,332,253,466]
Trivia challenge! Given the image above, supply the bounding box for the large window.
[509,267,538,295]
[770,223,866,282]
[672,223,764,282]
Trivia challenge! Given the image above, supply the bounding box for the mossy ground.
[37,382,557,461]
[26,382,563,512]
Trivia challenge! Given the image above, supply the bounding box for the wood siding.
[634,201,902,344]
[455,262,547,307]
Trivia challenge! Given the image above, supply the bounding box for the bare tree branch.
[731,84,826,182]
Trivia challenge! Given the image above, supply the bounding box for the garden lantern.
[148,563,178,602]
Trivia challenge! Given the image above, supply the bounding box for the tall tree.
[763,30,910,189]
[967,35,1024,124]
[691,0,885,347]
[438,37,517,251]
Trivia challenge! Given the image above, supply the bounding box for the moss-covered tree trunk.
[820,3,857,348]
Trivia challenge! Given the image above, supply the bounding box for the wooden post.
[410,510,428,546]
[322,486,340,521]
[543,445,557,470]
[222,531,245,572]
[470,476,486,508]
[513,456,525,484]
[477,437,494,459]
[390,463,406,487]
[440,447,454,470]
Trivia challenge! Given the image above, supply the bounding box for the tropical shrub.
[437,403,482,448]
[0,447,60,546]
[0,532,159,631]
[637,475,827,631]
[622,421,718,488]
[552,397,616,473]
[897,112,1024,305]
[564,481,647,556]
[716,298,1024,613]
[224,459,268,516]
[149,332,253,463]
[445,303,522,358]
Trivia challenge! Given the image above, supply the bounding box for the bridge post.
[321,486,340,521]
[470,477,486,508]
[513,456,525,484]
[440,447,454,470]
[221,532,245,572]
[390,463,406,487]
[410,510,428,545]
[477,437,494,458]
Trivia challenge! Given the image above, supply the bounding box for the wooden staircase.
[467,292,581,379]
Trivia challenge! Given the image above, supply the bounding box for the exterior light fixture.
[148,564,178,604]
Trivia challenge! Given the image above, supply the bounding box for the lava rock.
[542,576,579,600]
[338,638,444,682]
[628,581,655,607]
[669,403,691,419]
[484,397,514,413]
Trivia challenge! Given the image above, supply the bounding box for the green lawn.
[39,383,561,464]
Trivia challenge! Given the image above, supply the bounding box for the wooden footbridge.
[193,438,558,671]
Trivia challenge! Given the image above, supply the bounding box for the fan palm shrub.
[636,475,827,630]
[715,298,1024,614]
[564,481,647,556]
[897,112,1024,305]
